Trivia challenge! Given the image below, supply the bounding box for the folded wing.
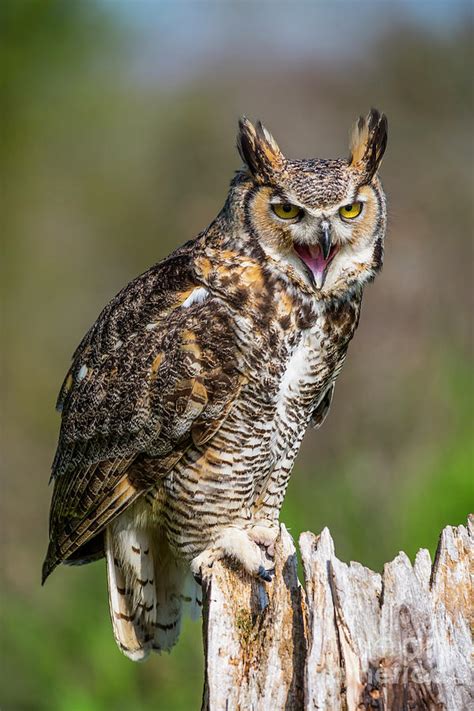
[43,250,245,581]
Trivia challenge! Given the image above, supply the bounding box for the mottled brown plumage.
[43,109,388,660]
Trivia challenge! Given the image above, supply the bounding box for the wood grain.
[202,517,473,710]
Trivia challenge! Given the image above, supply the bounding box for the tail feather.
[105,521,202,661]
[106,527,154,661]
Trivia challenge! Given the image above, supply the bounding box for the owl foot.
[247,523,279,558]
[190,526,271,583]
[191,547,221,585]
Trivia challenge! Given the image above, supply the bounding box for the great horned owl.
[43,109,388,660]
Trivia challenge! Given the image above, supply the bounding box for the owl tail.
[105,525,201,661]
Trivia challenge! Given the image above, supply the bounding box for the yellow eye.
[339,202,363,219]
[272,202,302,220]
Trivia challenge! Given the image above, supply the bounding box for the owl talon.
[257,565,274,582]
[190,548,219,585]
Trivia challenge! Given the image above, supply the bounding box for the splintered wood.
[201,518,473,710]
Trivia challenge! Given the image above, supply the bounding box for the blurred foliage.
[1,1,472,709]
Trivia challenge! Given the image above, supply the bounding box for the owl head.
[233,109,387,298]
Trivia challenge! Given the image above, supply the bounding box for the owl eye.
[272,202,302,220]
[339,202,363,220]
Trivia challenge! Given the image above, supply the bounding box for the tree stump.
[201,517,473,710]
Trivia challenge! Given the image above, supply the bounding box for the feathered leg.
[190,526,275,583]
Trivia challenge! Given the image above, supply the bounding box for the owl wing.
[43,250,246,581]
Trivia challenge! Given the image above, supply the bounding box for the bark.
[201,517,473,711]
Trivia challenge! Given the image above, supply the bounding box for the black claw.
[257,565,274,582]
[193,571,203,586]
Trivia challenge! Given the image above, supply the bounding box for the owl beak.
[312,223,333,290]
[293,223,337,291]
[319,224,332,261]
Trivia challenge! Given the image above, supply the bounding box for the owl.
[43,109,387,660]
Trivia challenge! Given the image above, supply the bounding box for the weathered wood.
[202,517,473,711]
[301,518,473,710]
[201,525,306,711]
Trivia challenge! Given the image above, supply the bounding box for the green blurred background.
[1,1,472,709]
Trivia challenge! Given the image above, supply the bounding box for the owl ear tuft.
[237,117,285,180]
[349,108,388,181]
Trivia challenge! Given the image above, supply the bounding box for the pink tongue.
[295,243,327,277]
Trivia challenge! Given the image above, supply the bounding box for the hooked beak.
[319,223,332,261]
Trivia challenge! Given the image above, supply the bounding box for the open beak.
[293,223,337,290]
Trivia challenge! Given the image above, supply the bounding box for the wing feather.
[44,249,244,581]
